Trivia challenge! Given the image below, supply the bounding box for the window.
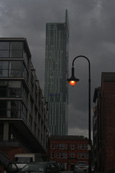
[81,144,85,150]
[0,42,24,58]
[85,153,89,159]
[71,152,75,158]
[10,42,23,58]
[0,100,7,117]
[51,144,55,149]
[8,81,21,98]
[0,81,8,97]
[81,153,85,159]
[65,152,67,159]
[71,144,75,150]
[61,144,64,149]
[51,152,54,158]
[0,100,26,119]
[61,152,63,159]
[9,61,22,77]
[57,144,59,149]
[0,61,8,77]
[11,101,21,118]
[0,42,9,57]
[0,42,9,50]
[86,144,88,150]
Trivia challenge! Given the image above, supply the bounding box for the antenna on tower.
[65,9,69,38]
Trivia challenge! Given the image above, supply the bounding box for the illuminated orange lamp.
[69,80,77,86]
[67,67,79,86]
[67,77,79,86]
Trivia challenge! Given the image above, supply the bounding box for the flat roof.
[50,135,88,140]
[102,72,115,82]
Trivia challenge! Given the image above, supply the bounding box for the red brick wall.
[102,81,115,172]
[0,146,28,160]
[49,138,89,171]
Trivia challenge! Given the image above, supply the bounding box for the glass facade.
[0,42,23,58]
[44,11,69,135]
[0,38,48,152]
[0,61,27,80]
[0,40,28,120]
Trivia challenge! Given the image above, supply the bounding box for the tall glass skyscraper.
[44,10,69,135]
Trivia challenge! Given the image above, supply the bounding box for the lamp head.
[67,66,79,86]
[67,76,79,86]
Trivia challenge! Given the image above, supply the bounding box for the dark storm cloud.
[0,0,115,137]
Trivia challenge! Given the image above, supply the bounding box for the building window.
[71,144,75,150]
[0,61,8,77]
[71,152,75,158]
[77,153,80,159]
[65,152,67,159]
[0,100,27,119]
[81,153,85,159]
[86,144,88,150]
[0,42,9,58]
[51,152,54,158]
[51,143,55,149]
[0,81,8,97]
[57,144,59,149]
[61,144,64,149]
[81,144,85,150]
[61,152,63,159]
[10,42,23,58]
[8,81,21,98]
[85,153,89,159]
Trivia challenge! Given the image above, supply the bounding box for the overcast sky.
[1,0,115,137]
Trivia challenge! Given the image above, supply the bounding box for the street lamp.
[67,55,91,173]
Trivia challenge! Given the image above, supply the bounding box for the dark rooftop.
[50,135,88,140]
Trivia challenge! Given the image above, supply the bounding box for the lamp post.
[67,55,91,173]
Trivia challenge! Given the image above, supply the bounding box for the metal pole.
[72,55,91,173]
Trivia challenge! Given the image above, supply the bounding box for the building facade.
[44,10,69,135]
[93,72,115,172]
[49,136,89,171]
[0,38,48,166]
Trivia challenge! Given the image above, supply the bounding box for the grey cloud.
[0,0,115,136]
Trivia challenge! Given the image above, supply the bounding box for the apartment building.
[93,72,115,172]
[0,38,48,164]
[49,135,89,171]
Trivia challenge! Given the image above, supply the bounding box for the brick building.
[49,135,89,171]
[93,72,115,172]
[0,38,49,170]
